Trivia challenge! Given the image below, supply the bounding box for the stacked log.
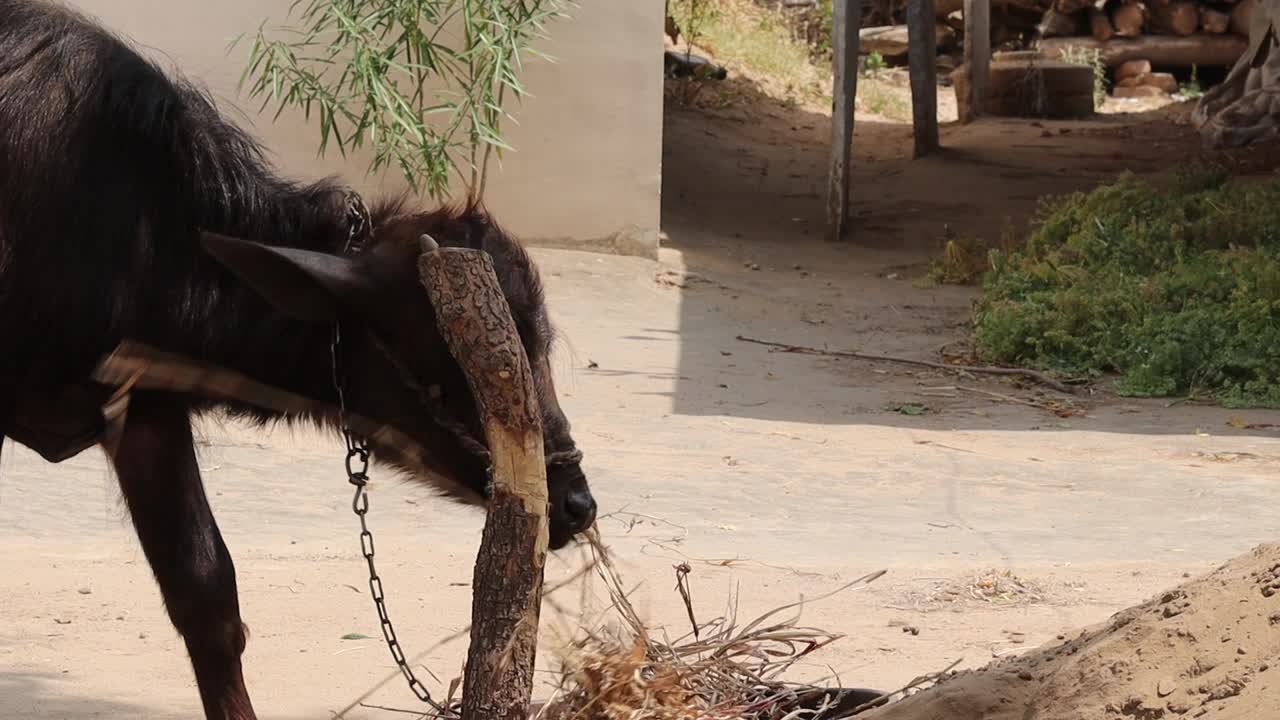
[1033,0,1250,77]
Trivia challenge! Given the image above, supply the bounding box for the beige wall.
[67,0,664,258]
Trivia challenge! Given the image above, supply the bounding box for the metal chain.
[331,192,447,714]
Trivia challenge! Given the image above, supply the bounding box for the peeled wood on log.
[1149,1,1200,35]
[1112,2,1148,36]
[1039,34,1249,67]
[1201,6,1231,33]
[1231,0,1257,36]
[1090,6,1116,40]
[419,247,549,720]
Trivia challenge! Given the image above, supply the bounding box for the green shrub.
[974,168,1280,408]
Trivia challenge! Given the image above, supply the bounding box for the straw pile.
[535,533,892,720]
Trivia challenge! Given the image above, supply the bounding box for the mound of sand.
[862,544,1280,720]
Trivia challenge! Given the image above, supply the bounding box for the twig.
[956,385,1077,415]
[736,335,1075,394]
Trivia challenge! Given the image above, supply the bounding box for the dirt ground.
[3,85,1280,718]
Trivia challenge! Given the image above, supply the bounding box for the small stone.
[1158,678,1178,697]
[139,632,147,639]
[77,588,92,595]
[1237,647,1247,655]
[902,625,920,636]
[1017,670,1034,681]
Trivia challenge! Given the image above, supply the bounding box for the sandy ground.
[3,87,1280,718]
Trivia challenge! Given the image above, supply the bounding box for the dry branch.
[734,336,1076,394]
[420,246,549,720]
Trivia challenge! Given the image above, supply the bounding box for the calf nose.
[564,490,597,530]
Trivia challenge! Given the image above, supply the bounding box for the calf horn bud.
[419,233,440,253]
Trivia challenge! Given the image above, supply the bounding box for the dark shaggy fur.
[0,3,594,718]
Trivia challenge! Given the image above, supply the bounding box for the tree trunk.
[1112,1,1148,36]
[418,246,549,720]
[1149,0,1200,35]
[1201,6,1232,33]
[1090,6,1116,40]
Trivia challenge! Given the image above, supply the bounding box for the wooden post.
[907,0,940,156]
[963,0,991,122]
[418,245,549,720]
[826,0,861,242]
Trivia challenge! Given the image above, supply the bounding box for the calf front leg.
[105,394,256,720]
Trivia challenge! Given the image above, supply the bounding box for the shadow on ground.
[654,80,1280,436]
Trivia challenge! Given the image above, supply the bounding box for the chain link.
[343,438,446,713]
[332,191,448,714]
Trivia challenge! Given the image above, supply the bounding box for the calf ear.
[201,232,373,323]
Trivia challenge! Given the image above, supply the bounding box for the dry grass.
[668,0,831,107]
[537,532,889,720]
[341,529,919,720]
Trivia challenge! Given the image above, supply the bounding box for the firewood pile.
[1032,0,1254,86]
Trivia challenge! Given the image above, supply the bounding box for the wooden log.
[1112,1,1148,36]
[1039,34,1249,66]
[419,246,549,720]
[861,24,957,58]
[1230,0,1256,36]
[1144,71,1180,92]
[1116,59,1153,80]
[936,0,1050,17]
[1039,8,1087,37]
[1149,1,1200,35]
[1090,6,1116,40]
[1054,0,1093,12]
[907,0,941,157]
[1201,6,1231,33]
[827,0,860,242]
[964,0,992,122]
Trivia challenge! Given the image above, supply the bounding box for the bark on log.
[1090,6,1116,40]
[1039,34,1249,66]
[1149,1,1201,35]
[1230,0,1257,36]
[418,247,549,720]
[1201,6,1232,33]
[1112,1,1148,36]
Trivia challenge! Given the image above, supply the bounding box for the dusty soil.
[3,72,1280,718]
[863,543,1280,720]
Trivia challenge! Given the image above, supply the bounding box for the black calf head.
[200,206,595,549]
